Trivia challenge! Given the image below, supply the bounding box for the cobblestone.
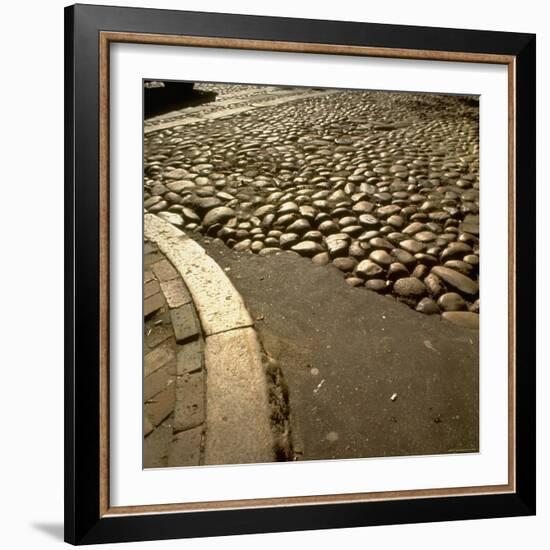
[144,84,480,323]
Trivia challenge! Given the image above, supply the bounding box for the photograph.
[60,2,537,544]
[142,80,480,469]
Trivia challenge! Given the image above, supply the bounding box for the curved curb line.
[145,213,252,336]
[144,213,275,465]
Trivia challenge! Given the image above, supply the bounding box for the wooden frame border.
[98,31,516,516]
[66,4,536,544]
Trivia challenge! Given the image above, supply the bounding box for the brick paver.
[143,240,207,468]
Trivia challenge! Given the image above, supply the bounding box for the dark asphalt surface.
[197,236,479,462]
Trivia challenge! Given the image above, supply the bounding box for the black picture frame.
[65,3,536,545]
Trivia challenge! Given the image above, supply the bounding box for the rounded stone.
[411,264,429,280]
[318,220,339,235]
[148,199,169,213]
[369,250,393,267]
[416,297,440,315]
[157,211,184,227]
[403,222,427,235]
[258,247,281,256]
[358,214,379,228]
[391,248,416,267]
[202,206,236,227]
[352,201,375,214]
[339,216,358,228]
[326,238,349,258]
[441,311,479,329]
[365,279,388,292]
[348,241,367,260]
[463,254,480,267]
[279,233,300,249]
[193,196,223,214]
[443,260,474,276]
[414,231,438,243]
[377,205,401,218]
[254,204,276,217]
[332,257,357,273]
[303,230,323,243]
[438,292,467,312]
[414,253,438,267]
[393,277,427,298]
[312,252,330,266]
[286,218,311,234]
[341,225,364,237]
[278,201,299,215]
[424,273,444,297]
[387,262,409,281]
[356,259,385,279]
[290,241,325,257]
[400,239,425,254]
[276,213,299,227]
[180,207,201,224]
[440,242,473,262]
[261,214,276,229]
[233,239,252,252]
[369,237,393,251]
[431,266,478,296]
[387,215,405,229]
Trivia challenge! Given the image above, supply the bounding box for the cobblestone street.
[143,83,480,467]
[145,84,480,324]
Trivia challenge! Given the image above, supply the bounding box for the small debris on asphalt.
[424,340,440,354]
[313,379,326,394]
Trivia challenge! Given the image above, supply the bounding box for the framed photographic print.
[64,3,536,545]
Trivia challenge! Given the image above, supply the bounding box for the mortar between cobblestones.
[144,213,275,465]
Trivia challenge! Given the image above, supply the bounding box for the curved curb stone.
[145,213,253,336]
[144,213,274,465]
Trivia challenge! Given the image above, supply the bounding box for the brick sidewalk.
[143,240,206,468]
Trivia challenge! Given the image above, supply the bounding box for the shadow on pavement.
[144,80,217,118]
